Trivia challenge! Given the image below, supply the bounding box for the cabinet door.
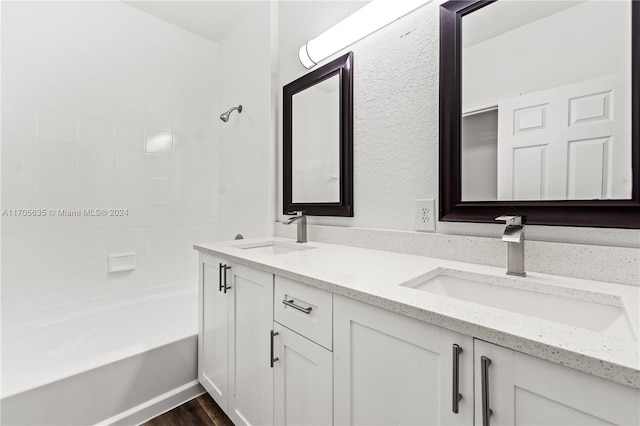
[474,339,640,425]
[334,295,473,425]
[273,323,333,426]
[228,263,275,426]
[199,254,230,410]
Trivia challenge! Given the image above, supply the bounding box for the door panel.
[273,324,332,426]
[334,295,473,426]
[474,339,640,425]
[199,257,228,409]
[228,264,274,426]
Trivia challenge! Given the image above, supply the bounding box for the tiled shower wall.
[1,1,218,312]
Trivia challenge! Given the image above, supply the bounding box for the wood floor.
[142,393,234,426]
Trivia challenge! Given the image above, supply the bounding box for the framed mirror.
[440,0,640,228]
[283,52,354,216]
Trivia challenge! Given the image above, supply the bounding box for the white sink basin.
[402,268,636,340]
[233,240,315,256]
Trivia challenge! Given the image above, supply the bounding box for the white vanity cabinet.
[198,253,274,426]
[474,339,640,425]
[197,246,640,426]
[273,276,334,426]
[333,295,475,425]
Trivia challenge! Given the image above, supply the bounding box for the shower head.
[220,105,243,122]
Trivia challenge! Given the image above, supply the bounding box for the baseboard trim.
[98,380,205,426]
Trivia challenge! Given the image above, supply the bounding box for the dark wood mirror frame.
[439,0,640,229]
[283,51,354,217]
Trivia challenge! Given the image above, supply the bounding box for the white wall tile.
[2,0,220,308]
[78,228,109,256]
[2,168,38,200]
[116,73,146,102]
[145,153,172,178]
[145,129,173,155]
[145,226,173,250]
[1,261,39,298]
[38,109,78,143]
[78,173,114,201]
[78,59,115,94]
[37,76,78,115]
[145,202,170,227]
[37,170,77,201]
[2,136,38,170]
[2,104,37,138]
[145,104,172,131]
[114,149,145,176]
[114,175,145,201]
[79,145,114,174]
[35,229,78,261]
[77,87,114,121]
[38,140,78,172]
[2,70,38,106]
[108,227,145,253]
[146,71,174,106]
[1,231,36,263]
[114,124,144,151]
[78,116,113,147]
[145,178,169,202]
[114,98,145,124]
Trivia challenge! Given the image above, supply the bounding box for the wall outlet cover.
[415,199,436,232]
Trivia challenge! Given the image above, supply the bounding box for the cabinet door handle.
[452,344,463,413]
[223,265,231,293]
[270,330,279,368]
[282,299,312,314]
[218,263,224,292]
[481,355,493,426]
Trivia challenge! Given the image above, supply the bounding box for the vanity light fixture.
[298,0,432,69]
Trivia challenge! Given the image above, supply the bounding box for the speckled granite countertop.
[194,237,640,389]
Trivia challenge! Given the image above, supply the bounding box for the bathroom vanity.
[194,238,639,425]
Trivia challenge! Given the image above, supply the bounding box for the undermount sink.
[233,240,315,256]
[401,268,636,340]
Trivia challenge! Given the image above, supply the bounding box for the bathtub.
[1,283,203,425]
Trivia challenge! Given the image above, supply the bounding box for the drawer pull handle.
[218,263,224,292]
[222,265,231,293]
[452,344,463,413]
[282,299,312,314]
[481,355,493,426]
[270,330,279,368]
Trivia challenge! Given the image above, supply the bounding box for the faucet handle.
[287,211,305,217]
[495,215,525,226]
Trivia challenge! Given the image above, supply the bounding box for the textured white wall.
[217,2,274,241]
[1,1,218,310]
[276,1,639,248]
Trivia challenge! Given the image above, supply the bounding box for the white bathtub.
[1,283,203,425]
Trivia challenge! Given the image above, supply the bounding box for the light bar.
[298,0,432,69]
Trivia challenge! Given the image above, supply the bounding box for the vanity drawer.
[274,276,332,350]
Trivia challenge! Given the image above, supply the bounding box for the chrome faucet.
[495,215,526,277]
[285,211,307,243]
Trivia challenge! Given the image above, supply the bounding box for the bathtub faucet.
[285,211,307,243]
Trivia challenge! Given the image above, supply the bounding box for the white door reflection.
[461,0,632,201]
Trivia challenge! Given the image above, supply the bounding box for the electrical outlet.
[415,199,436,232]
